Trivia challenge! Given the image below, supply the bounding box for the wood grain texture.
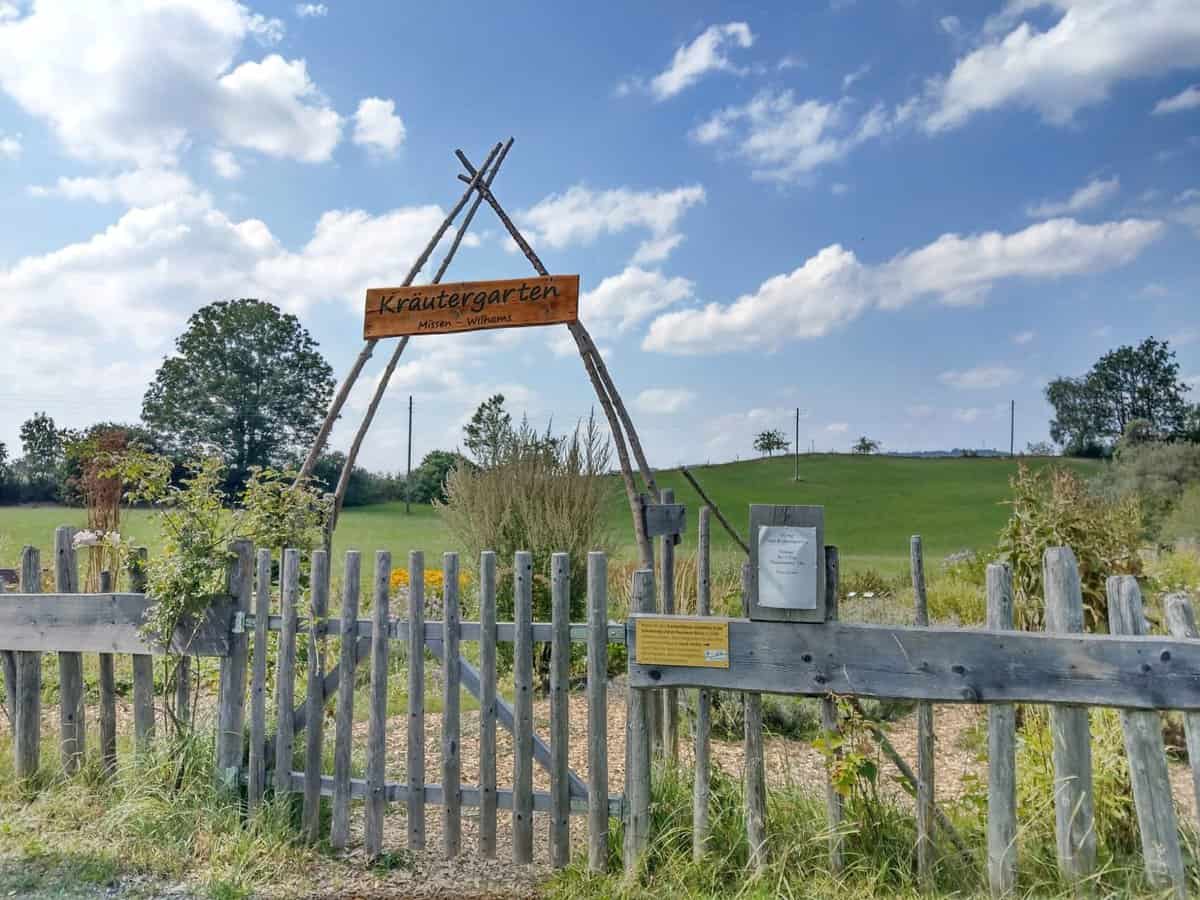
[54,527,84,775]
[365,551,391,859]
[624,569,654,880]
[693,509,712,863]
[478,551,498,858]
[273,549,301,794]
[986,563,1017,898]
[14,547,41,780]
[248,550,271,814]
[1107,576,1185,897]
[216,540,254,781]
[364,275,579,339]
[747,504,825,623]
[302,550,330,843]
[587,552,609,873]
[97,570,117,776]
[330,551,360,849]
[1165,593,1200,828]
[127,549,154,752]
[512,551,535,864]
[740,558,768,874]
[911,535,935,886]
[1043,547,1096,882]
[549,553,571,868]
[442,553,462,859]
[407,551,426,850]
[628,614,1200,710]
[821,547,844,875]
[660,489,679,763]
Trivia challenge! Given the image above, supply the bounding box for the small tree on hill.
[753,429,789,457]
[852,436,880,455]
[463,394,514,468]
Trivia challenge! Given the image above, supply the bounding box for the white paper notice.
[757,525,818,610]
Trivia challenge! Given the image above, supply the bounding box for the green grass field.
[0,454,1099,576]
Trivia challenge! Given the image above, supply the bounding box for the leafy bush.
[1092,440,1200,540]
[1161,483,1200,546]
[925,553,987,625]
[1146,545,1200,597]
[998,464,1142,630]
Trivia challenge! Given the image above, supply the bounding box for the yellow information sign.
[635,619,730,669]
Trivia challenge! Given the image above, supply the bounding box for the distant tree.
[142,299,335,493]
[1046,337,1192,455]
[852,436,880,455]
[463,394,514,468]
[408,450,471,504]
[1025,440,1056,456]
[753,429,789,457]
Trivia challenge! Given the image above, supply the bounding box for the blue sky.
[0,0,1198,471]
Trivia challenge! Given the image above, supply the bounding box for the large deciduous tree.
[142,299,335,491]
[753,429,789,456]
[1046,337,1193,455]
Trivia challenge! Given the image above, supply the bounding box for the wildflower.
[73,530,101,548]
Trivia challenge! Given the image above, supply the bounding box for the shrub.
[1092,440,1200,540]
[1161,483,1200,546]
[998,464,1142,630]
[1146,545,1200,597]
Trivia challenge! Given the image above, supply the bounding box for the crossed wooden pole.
[300,139,658,569]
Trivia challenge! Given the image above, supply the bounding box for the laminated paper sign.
[757,525,819,610]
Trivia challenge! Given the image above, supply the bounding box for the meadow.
[0,454,1100,576]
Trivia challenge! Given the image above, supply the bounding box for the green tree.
[753,429,789,456]
[408,450,470,503]
[852,436,880,455]
[1046,337,1193,454]
[142,299,335,492]
[19,411,65,499]
[463,394,513,468]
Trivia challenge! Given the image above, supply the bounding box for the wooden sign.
[364,275,579,339]
[635,618,729,669]
[748,504,825,623]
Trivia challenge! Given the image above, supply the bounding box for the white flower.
[863,591,875,598]
[847,591,858,598]
[72,530,101,548]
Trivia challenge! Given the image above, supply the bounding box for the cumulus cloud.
[0,1,343,167]
[953,407,982,423]
[295,3,327,17]
[623,22,754,100]
[1026,176,1119,218]
[924,0,1200,132]
[353,97,406,156]
[692,89,898,182]
[643,217,1163,354]
[842,63,871,91]
[519,184,704,264]
[0,131,18,159]
[938,366,1021,390]
[1153,84,1200,114]
[549,266,694,357]
[28,168,194,206]
[210,148,242,179]
[635,388,696,414]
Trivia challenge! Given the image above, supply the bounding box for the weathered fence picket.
[365,551,391,859]
[216,539,253,786]
[302,550,330,842]
[624,568,653,879]
[248,549,271,813]
[986,563,1017,898]
[54,526,85,775]
[274,549,300,794]
[1165,592,1200,826]
[128,548,154,752]
[550,552,571,868]
[911,535,936,886]
[660,488,678,762]
[692,508,712,863]
[330,551,360,849]
[512,550,535,865]
[478,551,499,858]
[587,551,609,873]
[98,570,118,776]
[407,550,426,850]
[821,546,844,875]
[15,547,41,780]
[442,552,462,859]
[741,559,768,874]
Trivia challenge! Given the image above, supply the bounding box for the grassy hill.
[0,454,1100,576]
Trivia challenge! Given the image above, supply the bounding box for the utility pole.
[794,407,800,481]
[1010,399,1015,457]
[405,395,413,515]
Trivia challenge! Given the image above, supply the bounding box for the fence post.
[248,549,272,814]
[478,551,499,858]
[216,539,254,789]
[273,549,301,793]
[550,552,572,868]
[442,552,462,859]
[302,549,330,843]
[660,488,678,762]
[1107,576,1185,897]
[693,508,712,862]
[54,526,85,775]
[14,546,41,781]
[821,546,844,875]
[1043,547,1096,882]
[911,535,936,886]
[587,551,609,873]
[365,551,391,860]
[1165,593,1200,827]
[330,551,360,848]
[986,563,1017,897]
[624,568,654,881]
[407,551,426,850]
[512,550,535,864]
[97,570,118,776]
[741,560,768,874]
[127,548,155,752]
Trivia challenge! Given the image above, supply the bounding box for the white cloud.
[644,217,1163,354]
[939,15,962,37]
[924,0,1200,132]
[295,3,327,16]
[777,55,805,71]
[1153,84,1200,114]
[210,148,242,179]
[1012,330,1036,345]
[0,131,18,159]
[1026,176,1119,218]
[0,2,19,21]
[550,266,694,357]
[0,1,344,167]
[638,22,755,101]
[953,407,982,423]
[28,168,194,206]
[825,422,849,433]
[693,89,898,182]
[938,365,1021,390]
[842,63,871,91]
[353,97,406,156]
[1172,190,1200,237]
[831,182,850,196]
[635,388,696,414]
[519,184,704,264]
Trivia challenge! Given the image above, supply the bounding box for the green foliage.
[462,393,513,468]
[1146,545,1200,596]
[141,298,335,493]
[852,435,881,455]
[407,449,470,504]
[1092,439,1200,540]
[310,451,404,507]
[239,466,330,553]
[998,464,1142,630]
[752,429,789,456]
[1161,484,1200,546]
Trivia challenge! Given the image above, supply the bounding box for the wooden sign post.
[747,504,825,623]
[364,275,579,339]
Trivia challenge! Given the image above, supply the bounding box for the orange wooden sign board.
[364,275,580,339]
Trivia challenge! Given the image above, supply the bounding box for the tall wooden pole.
[794,407,800,481]
[1010,400,1015,457]
[406,394,413,515]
